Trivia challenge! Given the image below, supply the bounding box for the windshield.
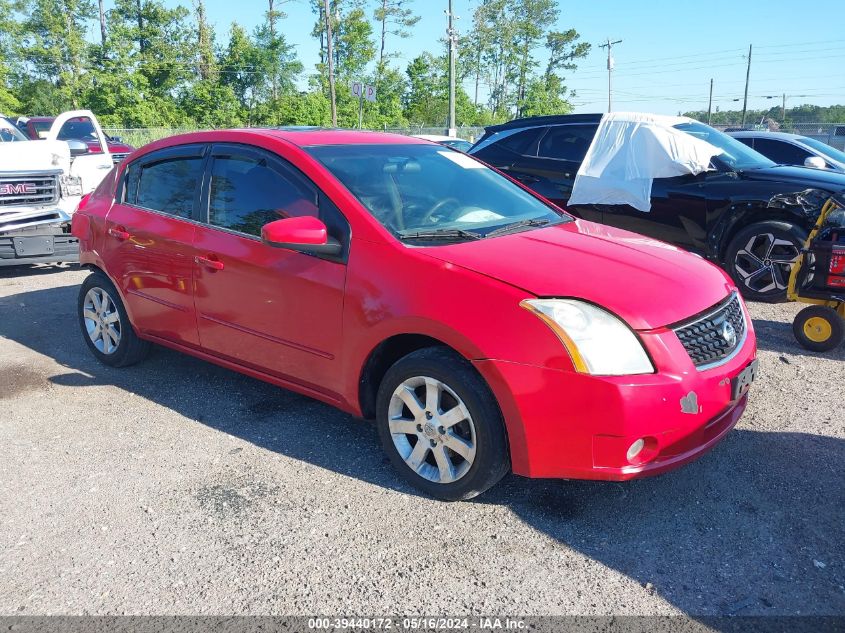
[0,118,28,142]
[307,144,568,241]
[57,119,98,142]
[674,121,775,171]
[800,137,845,165]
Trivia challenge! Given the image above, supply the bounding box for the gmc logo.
[0,183,37,195]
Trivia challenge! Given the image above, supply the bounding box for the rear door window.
[751,138,812,166]
[495,127,544,155]
[128,156,204,219]
[536,125,596,162]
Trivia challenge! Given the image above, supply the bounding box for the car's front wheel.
[375,347,509,501]
[724,221,805,302]
[78,271,150,367]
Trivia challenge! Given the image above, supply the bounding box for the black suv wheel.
[724,221,805,302]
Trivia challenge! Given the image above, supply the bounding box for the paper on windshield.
[568,112,723,212]
[438,150,484,169]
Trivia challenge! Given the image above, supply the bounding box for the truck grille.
[0,172,60,208]
[673,293,746,369]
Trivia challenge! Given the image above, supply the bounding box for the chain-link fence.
[103,125,486,148]
[103,127,204,148]
[105,122,845,151]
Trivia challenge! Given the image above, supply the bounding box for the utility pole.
[741,44,752,127]
[599,38,622,112]
[782,93,786,123]
[446,0,458,137]
[324,0,337,127]
[707,78,713,125]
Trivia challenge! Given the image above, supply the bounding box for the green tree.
[109,0,194,100]
[194,0,215,81]
[219,23,265,123]
[0,0,22,113]
[373,0,419,65]
[17,0,97,109]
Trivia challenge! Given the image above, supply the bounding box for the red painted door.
[191,145,349,397]
[102,145,206,346]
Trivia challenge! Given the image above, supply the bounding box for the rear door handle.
[108,226,130,240]
[195,255,224,271]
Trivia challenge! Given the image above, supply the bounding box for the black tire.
[723,221,806,303]
[375,347,510,501]
[792,305,844,352]
[78,271,151,367]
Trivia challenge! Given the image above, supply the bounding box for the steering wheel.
[419,197,462,225]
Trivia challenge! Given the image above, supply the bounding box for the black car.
[470,113,845,301]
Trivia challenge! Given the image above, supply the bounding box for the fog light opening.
[626,439,645,462]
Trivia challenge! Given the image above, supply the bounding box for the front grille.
[673,293,746,368]
[0,172,60,208]
[112,153,129,164]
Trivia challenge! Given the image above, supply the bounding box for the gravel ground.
[0,265,842,617]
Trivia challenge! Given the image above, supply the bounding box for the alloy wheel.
[387,376,477,484]
[83,287,122,354]
[733,232,800,294]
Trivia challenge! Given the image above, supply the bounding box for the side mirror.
[110,135,123,143]
[66,139,90,157]
[261,216,342,256]
[804,156,827,170]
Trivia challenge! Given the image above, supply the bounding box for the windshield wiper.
[485,218,552,237]
[398,228,482,241]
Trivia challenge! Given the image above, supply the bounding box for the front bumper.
[0,223,79,267]
[474,321,756,480]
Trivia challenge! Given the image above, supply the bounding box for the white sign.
[350,81,376,102]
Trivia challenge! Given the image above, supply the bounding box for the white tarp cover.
[568,112,723,212]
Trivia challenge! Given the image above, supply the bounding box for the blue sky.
[103,0,844,115]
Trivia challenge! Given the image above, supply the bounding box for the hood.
[424,220,735,330]
[742,164,845,191]
[0,140,70,173]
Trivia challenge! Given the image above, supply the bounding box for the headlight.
[521,299,654,375]
[60,175,83,197]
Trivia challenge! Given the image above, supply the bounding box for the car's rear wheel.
[375,347,509,501]
[78,272,150,367]
[724,221,805,302]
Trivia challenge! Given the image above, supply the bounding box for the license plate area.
[731,359,758,400]
[13,236,55,257]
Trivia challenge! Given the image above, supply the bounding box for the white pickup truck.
[0,110,114,266]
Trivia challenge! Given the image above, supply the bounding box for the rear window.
[537,125,595,162]
[495,127,544,155]
[128,157,203,219]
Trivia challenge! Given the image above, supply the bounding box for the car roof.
[262,128,429,146]
[134,128,431,157]
[729,130,805,141]
[484,113,603,132]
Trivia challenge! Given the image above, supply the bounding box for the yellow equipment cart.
[788,196,845,351]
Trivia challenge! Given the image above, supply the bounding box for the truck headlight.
[60,175,83,197]
[521,299,654,375]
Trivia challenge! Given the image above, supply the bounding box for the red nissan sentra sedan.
[71,129,757,501]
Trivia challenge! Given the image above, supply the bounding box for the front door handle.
[108,226,130,240]
[195,255,224,271]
